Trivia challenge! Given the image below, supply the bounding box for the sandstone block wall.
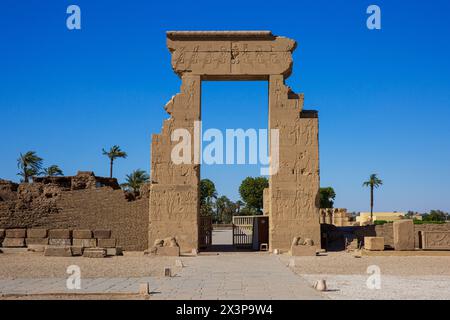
[0,182,149,251]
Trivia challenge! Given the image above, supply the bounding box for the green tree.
[239,177,269,214]
[17,151,43,183]
[362,173,383,223]
[319,187,336,208]
[423,210,447,222]
[102,145,127,178]
[121,169,149,195]
[200,179,218,217]
[43,165,64,177]
[215,196,236,224]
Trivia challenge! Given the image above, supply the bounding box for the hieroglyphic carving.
[149,31,320,253]
[422,231,450,250]
[167,32,295,78]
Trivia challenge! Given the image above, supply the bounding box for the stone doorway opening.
[200,81,269,252]
[149,31,321,255]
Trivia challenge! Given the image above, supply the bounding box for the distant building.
[356,212,405,224]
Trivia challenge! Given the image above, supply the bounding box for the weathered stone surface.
[421,231,450,250]
[72,230,92,239]
[48,229,71,239]
[83,248,107,258]
[291,245,317,256]
[393,220,414,251]
[5,229,26,238]
[364,237,385,251]
[2,238,25,248]
[93,229,111,239]
[72,239,97,248]
[147,31,320,253]
[71,246,84,256]
[156,246,180,257]
[49,239,71,246]
[0,229,5,238]
[27,244,46,252]
[167,31,295,79]
[106,247,123,256]
[44,246,72,257]
[97,238,117,248]
[26,238,49,245]
[27,228,47,238]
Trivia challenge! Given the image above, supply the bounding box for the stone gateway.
[149,31,321,253]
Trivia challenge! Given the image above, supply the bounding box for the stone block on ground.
[421,231,450,250]
[364,237,385,251]
[393,220,414,251]
[2,238,25,248]
[26,238,49,246]
[83,248,107,258]
[5,229,26,238]
[27,228,48,238]
[44,246,73,257]
[97,238,116,248]
[156,246,180,257]
[49,239,71,246]
[291,245,318,256]
[72,230,92,239]
[48,229,71,239]
[71,246,84,256]
[93,229,111,239]
[72,239,97,248]
[27,245,46,252]
[106,247,123,256]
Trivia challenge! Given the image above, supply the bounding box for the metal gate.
[199,216,212,249]
[233,216,255,248]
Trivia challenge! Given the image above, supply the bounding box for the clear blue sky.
[1,0,449,213]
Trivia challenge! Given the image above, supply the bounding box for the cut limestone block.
[72,230,92,239]
[421,231,450,250]
[26,238,49,246]
[97,238,116,248]
[93,230,111,239]
[27,229,48,238]
[6,229,26,238]
[71,246,84,256]
[364,237,385,251]
[2,238,25,248]
[72,239,97,248]
[44,246,73,257]
[156,246,180,257]
[393,220,414,251]
[49,239,71,246]
[106,247,123,256]
[291,246,318,256]
[48,229,71,239]
[83,248,107,258]
[27,245,46,253]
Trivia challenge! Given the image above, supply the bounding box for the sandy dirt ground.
[0,251,181,278]
[282,252,450,300]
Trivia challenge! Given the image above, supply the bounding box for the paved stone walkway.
[0,253,323,300]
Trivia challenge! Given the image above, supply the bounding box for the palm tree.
[17,151,43,183]
[102,145,127,178]
[200,179,218,217]
[363,174,383,223]
[121,169,149,195]
[43,165,64,177]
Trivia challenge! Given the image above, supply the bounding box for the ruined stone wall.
[268,75,321,251]
[371,223,450,249]
[0,183,149,251]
